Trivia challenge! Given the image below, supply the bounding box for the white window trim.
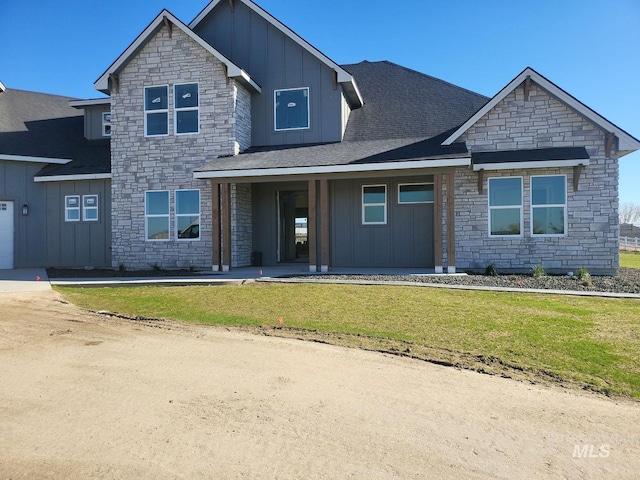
[144,85,169,138]
[64,195,81,222]
[174,83,200,135]
[175,189,201,241]
[362,184,387,225]
[102,112,112,137]
[530,174,568,237]
[145,190,170,242]
[82,195,99,222]
[398,182,435,204]
[274,87,310,132]
[488,177,523,237]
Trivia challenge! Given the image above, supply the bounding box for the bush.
[576,267,592,287]
[532,265,546,278]
[485,263,499,276]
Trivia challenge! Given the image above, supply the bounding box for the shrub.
[118,262,126,272]
[485,263,499,277]
[576,267,592,287]
[532,265,546,278]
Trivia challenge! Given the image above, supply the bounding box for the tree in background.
[620,202,640,225]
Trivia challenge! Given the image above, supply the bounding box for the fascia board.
[190,0,360,105]
[95,10,260,93]
[69,98,111,108]
[472,159,589,171]
[34,173,112,183]
[0,154,71,165]
[194,157,470,180]
[444,67,640,152]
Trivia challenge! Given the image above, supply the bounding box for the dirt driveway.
[1,290,639,479]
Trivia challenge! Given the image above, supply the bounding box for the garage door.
[0,201,14,269]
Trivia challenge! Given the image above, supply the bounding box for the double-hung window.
[174,83,199,135]
[145,191,170,240]
[176,190,200,240]
[531,175,566,236]
[488,177,523,236]
[274,87,310,131]
[144,86,169,136]
[65,195,81,222]
[362,185,387,225]
[82,195,99,221]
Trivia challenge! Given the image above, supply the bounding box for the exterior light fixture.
[22,204,29,216]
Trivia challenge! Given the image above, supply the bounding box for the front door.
[278,191,308,263]
[0,201,14,269]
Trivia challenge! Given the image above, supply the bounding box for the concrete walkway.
[0,269,51,293]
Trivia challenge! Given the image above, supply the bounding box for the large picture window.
[362,185,387,225]
[145,190,170,240]
[175,190,200,240]
[144,86,169,136]
[274,87,310,131]
[532,175,566,236]
[488,177,522,236]
[174,83,199,135]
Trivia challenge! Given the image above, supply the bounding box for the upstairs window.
[82,195,99,222]
[174,83,199,135]
[102,112,112,137]
[65,195,81,222]
[144,86,169,136]
[532,175,566,236]
[362,185,387,225]
[274,87,309,131]
[488,177,522,236]
[176,190,200,240]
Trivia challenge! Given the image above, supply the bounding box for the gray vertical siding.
[193,1,344,147]
[0,159,111,268]
[331,178,434,268]
[84,105,111,140]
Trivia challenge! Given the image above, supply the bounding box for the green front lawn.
[57,283,640,399]
[621,252,640,269]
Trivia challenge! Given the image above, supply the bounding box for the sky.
[1,0,639,205]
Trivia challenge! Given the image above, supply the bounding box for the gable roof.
[95,9,260,94]
[442,67,640,156]
[190,0,363,108]
[342,61,488,142]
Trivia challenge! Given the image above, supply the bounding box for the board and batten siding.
[193,0,346,146]
[0,160,111,268]
[331,178,434,268]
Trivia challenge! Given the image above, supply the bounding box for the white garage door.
[0,201,14,269]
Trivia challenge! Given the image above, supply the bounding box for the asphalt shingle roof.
[0,88,110,176]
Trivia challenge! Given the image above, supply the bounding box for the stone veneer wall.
[455,82,619,275]
[110,26,253,270]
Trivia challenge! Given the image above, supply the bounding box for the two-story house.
[1,0,639,274]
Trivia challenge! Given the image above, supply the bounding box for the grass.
[621,251,640,269]
[57,283,640,399]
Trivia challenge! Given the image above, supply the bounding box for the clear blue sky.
[2,0,639,204]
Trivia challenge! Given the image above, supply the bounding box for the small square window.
[274,87,310,131]
[83,195,99,222]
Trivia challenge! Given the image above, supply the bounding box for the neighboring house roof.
[196,61,489,180]
[95,9,261,94]
[443,67,640,156]
[189,0,363,108]
[621,223,640,237]
[0,88,110,178]
[342,61,489,142]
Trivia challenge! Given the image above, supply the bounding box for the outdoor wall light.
[22,204,29,216]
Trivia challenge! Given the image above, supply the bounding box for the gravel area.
[303,267,640,294]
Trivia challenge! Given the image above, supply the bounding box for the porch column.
[211,182,221,271]
[220,182,232,271]
[433,174,443,273]
[320,179,330,272]
[446,172,456,274]
[308,180,318,272]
